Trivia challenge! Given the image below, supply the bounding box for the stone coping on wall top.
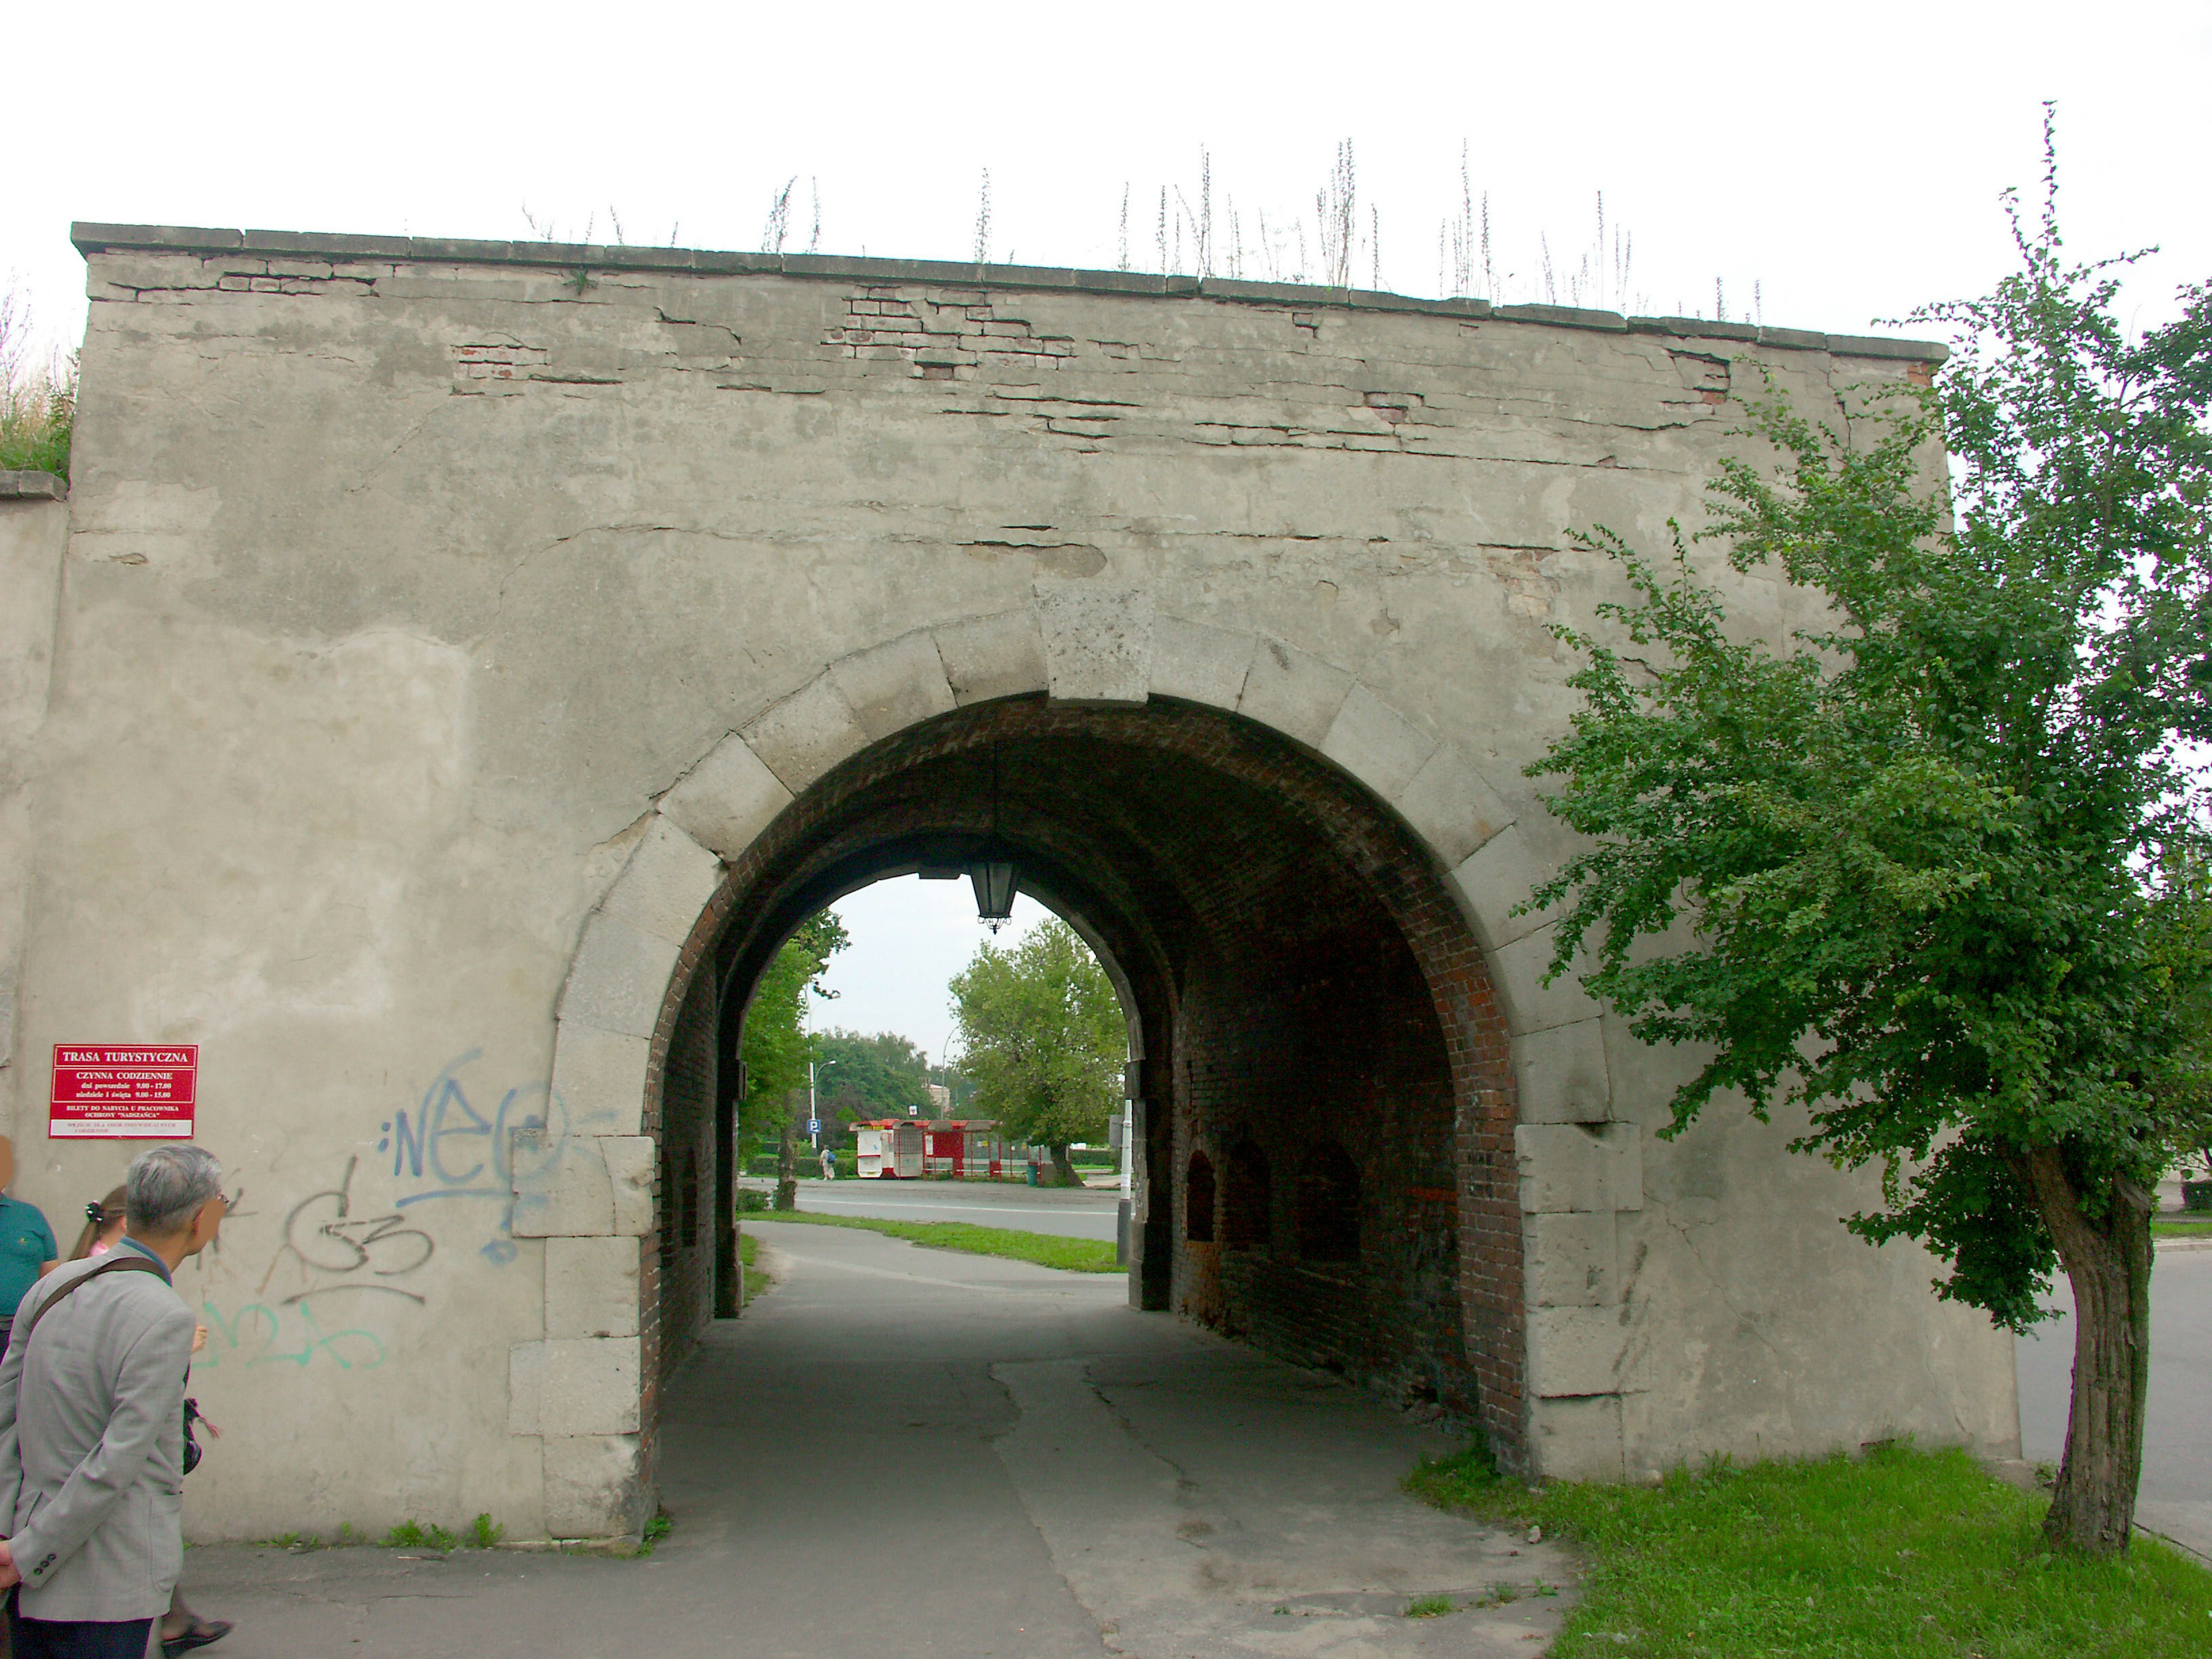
[0,471,66,499]
[69,222,1948,363]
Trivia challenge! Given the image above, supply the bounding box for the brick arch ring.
[514,584,1617,1537]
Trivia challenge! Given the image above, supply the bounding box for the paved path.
[176,1221,1570,1657]
[744,1176,1125,1240]
[2016,1244,2212,1558]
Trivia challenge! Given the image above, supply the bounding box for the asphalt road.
[177,1222,1573,1658]
[743,1175,1126,1240]
[2015,1244,2212,1558]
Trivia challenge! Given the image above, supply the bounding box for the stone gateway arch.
[0,224,2017,1541]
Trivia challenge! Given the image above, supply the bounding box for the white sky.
[5,1,2209,354]
[6,3,2206,1052]
[806,877,1051,1066]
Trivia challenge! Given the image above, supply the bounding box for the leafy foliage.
[738,910,849,1158]
[1524,122,2210,1550]
[813,1028,935,1122]
[0,287,73,479]
[1528,199,2212,1330]
[949,919,1126,1179]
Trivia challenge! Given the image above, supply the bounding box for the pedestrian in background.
[0,1141,58,1352]
[63,1185,229,1658]
[0,1145,225,1659]
[62,1194,122,1265]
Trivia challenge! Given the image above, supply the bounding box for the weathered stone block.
[1529,1305,1639,1397]
[604,1137,656,1236]
[1513,1018,1611,1124]
[597,816,722,946]
[1237,635,1351,749]
[1493,923,1603,1034]
[546,1237,641,1339]
[828,631,956,741]
[555,912,681,1041]
[657,736,793,859]
[740,675,870,792]
[933,610,1048,704]
[1148,615,1253,710]
[538,1337,641,1437]
[1320,683,1435,804]
[1389,743,1512,869]
[1449,824,1558,951]
[1517,1122,1643,1214]
[1532,1393,1625,1482]
[543,1433,649,1540]
[548,1022,652,1136]
[1035,582,1154,704]
[510,1131,618,1238]
[507,1341,544,1435]
[1525,1210,1618,1308]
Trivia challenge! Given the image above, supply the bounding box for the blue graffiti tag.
[378,1052,570,1264]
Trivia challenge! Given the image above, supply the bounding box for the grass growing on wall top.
[1406,1441,2212,1657]
[0,287,72,480]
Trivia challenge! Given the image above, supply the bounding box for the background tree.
[740,909,849,1209]
[813,1028,934,1124]
[1526,135,2210,1556]
[949,918,1126,1184]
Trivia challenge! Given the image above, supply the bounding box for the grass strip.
[2152,1215,2212,1237]
[1407,1440,2212,1657]
[745,1210,1120,1273]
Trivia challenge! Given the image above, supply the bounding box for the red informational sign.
[49,1046,198,1139]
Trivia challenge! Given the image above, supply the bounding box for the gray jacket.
[0,1250,196,1620]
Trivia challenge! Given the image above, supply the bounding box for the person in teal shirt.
[0,1134,59,1338]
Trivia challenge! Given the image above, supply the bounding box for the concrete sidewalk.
[175,1221,1570,1657]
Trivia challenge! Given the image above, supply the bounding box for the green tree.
[949,919,1127,1184]
[1525,136,2211,1556]
[814,1028,934,1123]
[740,909,849,1208]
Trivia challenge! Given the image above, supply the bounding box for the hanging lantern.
[970,861,1018,930]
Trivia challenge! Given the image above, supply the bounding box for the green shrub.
[0,290,73,480]
[468,1513,505,1548]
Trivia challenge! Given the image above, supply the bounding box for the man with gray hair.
[0,1146,224,1658]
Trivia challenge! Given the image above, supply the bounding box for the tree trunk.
[774,1118,798,1211]
[2020,1145,2154,1556]
[1050,1143,1078,1187]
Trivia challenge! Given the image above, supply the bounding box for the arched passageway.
[637,695,1522,1467]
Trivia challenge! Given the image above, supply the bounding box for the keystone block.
[1035,582,1154,705]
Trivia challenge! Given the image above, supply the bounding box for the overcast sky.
[808,879,1051,1066]
[7,1,2205,1055]
[6,0,2208,355]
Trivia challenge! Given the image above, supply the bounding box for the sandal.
[162,1619,233,1657]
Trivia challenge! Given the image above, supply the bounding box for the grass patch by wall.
[746,1210,1120,1273]
[1406,1440,2212,1658]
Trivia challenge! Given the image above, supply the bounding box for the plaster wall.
[3,226,2016,1539]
